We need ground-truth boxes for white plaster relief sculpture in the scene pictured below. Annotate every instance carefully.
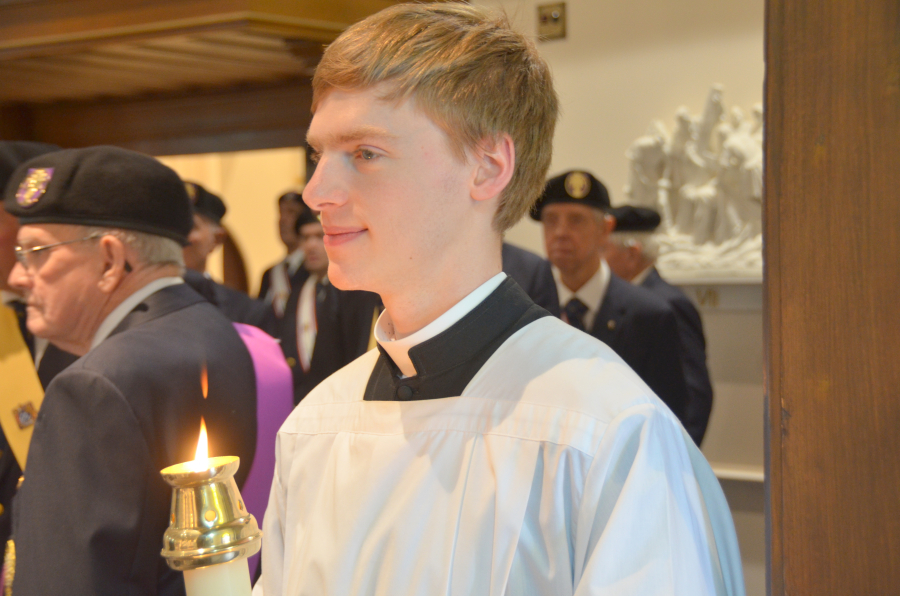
[623,85,763,278]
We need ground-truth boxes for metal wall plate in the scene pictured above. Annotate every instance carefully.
[537,3,566,41]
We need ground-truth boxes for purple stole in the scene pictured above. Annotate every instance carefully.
[232,323,294,578]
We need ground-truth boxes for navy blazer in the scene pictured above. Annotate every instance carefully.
[0,312,76,544]
[588,273,690,421]
[501,243,560,317]
[13,284,258,596]
[184,269,276,335]
[642,268,713,445]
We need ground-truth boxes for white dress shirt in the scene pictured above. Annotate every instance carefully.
[553,259,611,331]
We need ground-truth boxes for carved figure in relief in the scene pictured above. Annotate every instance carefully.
[623,85,763,276]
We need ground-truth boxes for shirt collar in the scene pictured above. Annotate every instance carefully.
[375,273,506,377]
[553,259,610,329]
[286,248,305,274]
[363,275,550,402]
[631,264,654,286]
[90,277,183,351]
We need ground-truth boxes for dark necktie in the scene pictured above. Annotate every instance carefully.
[10,300,35,358]
[564,298,588,332]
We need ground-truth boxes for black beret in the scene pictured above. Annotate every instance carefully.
[530,170,611,220]
[3,146,193,245]
[185,181,227,224]
[294,208,320,234]
[0,141,61,193]
[609,205,661,232]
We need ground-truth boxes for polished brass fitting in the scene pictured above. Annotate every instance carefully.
[160,456,261,571]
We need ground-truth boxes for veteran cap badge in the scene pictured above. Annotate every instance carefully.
[564,171,591,199]
[531,169,611,220]
[16,168,53,207]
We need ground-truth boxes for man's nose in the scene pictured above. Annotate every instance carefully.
[303,154,348,212]
[8,260,31,293]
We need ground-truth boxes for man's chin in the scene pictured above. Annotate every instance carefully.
[326,264,370,293]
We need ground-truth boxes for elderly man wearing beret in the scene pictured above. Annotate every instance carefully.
[3,146,258,596]
[533,170,691,423]
[180,181,275,334]
[606,205,714,446]
[0,141,78,548]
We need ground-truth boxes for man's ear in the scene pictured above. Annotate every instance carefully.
[97,235,130,293]
[470,134,515,203]
[213,225,227,248]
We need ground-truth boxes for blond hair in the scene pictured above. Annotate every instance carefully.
[312,2,559,232]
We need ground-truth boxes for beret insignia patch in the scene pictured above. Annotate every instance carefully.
[13,402,38,429]
[564,171,590,199]
[16,168,54,207]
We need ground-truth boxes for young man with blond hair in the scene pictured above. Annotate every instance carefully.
[260,4,743,595]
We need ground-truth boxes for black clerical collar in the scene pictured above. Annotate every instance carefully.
[364,277,550,402]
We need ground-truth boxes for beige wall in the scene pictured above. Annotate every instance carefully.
[473,0,765,256]
[158,148,305,296]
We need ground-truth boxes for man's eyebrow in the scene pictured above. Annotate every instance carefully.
[307,125,398,149]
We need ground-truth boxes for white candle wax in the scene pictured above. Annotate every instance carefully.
[183,558,251,596]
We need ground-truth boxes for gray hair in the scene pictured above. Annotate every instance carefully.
[81,226,184,269]
[608,231,660,262]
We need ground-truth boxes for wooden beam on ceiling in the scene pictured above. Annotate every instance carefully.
[0,0,398,59]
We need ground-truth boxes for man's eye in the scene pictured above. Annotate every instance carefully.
[309,151,321,164]
[358,149,376,161]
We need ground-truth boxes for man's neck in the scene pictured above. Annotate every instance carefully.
[68,265,181,356]
[559,256,601,293]
[379,250,502,340]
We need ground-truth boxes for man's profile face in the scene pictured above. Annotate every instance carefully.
[279,199,304,250]
[541,203,609,274]
[0,210,19,292]
[303,84,472,295]
[183,213,222,272]
[299,221,328,277]
[8,224,105,345]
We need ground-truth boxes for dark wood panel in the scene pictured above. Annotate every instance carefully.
[0,104,33,140]
[765,0,900,594]
[16,78,312,155]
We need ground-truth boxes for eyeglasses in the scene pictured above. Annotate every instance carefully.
[14,233,102,271]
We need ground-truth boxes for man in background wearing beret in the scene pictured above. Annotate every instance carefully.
[3,145,258,596]
[533,170,691,422]
[606,205,714,446]
[0,141,77,548]
[261,4,741,595]
[181,181,275,334]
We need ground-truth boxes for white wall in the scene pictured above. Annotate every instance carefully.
[473,0,765,255]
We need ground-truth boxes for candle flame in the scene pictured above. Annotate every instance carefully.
[194,417,208,461]
[200,364,208,399]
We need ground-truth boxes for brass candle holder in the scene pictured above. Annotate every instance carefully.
[160,455,261,596]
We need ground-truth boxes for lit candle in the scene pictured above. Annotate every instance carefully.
[160,417,261,596]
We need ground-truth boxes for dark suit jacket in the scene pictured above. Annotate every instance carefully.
[501,243,560,317]
[257,260,306,303]
[279,274,381,404]
[642,267,713,445]
[12,284,258,596]
[588,273,690,421]
[184,269,276,335]
[0,311,76,544]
